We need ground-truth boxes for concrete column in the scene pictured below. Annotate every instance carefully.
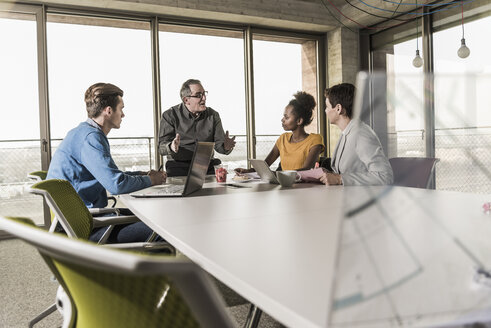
[326,27,359,156]
[327,27,359,87]
[301,40,318,135]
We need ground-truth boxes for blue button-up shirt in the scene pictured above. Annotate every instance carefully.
[47,119,151,208]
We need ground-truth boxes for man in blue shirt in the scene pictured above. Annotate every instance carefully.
[48,83,167,242]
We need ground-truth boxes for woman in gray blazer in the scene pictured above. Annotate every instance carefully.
[320,83,393,186]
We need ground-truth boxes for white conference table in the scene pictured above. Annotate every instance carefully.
[121,180,491,328]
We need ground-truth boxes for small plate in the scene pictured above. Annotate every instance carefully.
[232,175,253,183]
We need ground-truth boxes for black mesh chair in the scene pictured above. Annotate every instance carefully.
[389,157,439,189]
[165,158,221,177]
[319,156,332,171]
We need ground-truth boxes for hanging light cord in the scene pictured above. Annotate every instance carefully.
[320,0,475,31]
[319,0,356,33]
[416,0,419,51]
[320,0,474,32]
[461,0,465,38]
[342,0,411,22]
[357,0,476,16]
[321,0,408,30]
[390,0,404,19]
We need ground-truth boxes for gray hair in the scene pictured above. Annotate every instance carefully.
[180,79,202,100]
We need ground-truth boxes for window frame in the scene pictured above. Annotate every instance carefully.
[0,3,326,238]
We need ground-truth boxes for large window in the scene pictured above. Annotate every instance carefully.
[433,16,491,193]
[253,35,319,168]
[370,5,490,192]
[0,6,323,233]
[387,40,425,159]
[47,15,155,171]
[372,20,425,160]
[159,25,246,170]
[0,12,44,224]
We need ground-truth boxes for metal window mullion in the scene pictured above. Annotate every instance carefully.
[422,9,435,159]
[244,27,256,166]
[317,35,328,156]
[422,8,436,188]
[36,5,52,227]
[151,16,162,170]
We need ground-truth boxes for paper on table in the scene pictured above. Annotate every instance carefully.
[245,172,260,179]
[298,168,324,182]
[233,172,261,181]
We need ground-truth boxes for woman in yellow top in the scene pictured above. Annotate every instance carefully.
[236,91,325,173]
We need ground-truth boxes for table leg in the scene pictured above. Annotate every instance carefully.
[244,304,262,328]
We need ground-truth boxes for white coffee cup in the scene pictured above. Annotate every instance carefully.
[276,170,301,187]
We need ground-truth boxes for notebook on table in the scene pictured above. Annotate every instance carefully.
[130,142,214,197]
[249,159,279,184]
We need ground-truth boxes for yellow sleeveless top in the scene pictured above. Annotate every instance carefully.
[275,133,325,171]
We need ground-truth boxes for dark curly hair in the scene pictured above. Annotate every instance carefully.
[288,91,316,127]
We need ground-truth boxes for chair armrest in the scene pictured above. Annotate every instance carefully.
[104,241,175,254]
[92,215,140,228]
[107,196,117,208]
[89,207,120,216]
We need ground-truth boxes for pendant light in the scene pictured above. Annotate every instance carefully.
[457,0,470,58]
[412,1,423,68]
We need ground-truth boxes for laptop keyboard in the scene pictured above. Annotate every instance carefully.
[156,184,185,195]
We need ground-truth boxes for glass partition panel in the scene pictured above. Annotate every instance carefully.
[0,13,44,224]
[330,72,491,328]
[373,37,425,159]
[159,25,246,170]
[47,14,155,171]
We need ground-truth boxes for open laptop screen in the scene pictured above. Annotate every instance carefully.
[183,141,214,195]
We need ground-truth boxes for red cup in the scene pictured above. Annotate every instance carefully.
[214,165,228,182]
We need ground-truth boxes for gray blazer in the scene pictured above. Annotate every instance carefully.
[332,119,393,186]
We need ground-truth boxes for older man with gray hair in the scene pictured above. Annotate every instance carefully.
[158,78,236,176]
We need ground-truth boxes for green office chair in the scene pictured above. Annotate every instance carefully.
[29,179,170,246]
[26,171,55,326]
[27,171,48,182]
[27,179,174,327]
[0,216,236,328]
[27,170,117,207]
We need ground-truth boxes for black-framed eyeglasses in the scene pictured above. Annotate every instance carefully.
[187,91,208,99]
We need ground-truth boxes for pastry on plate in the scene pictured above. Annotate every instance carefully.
[232,175,251,182]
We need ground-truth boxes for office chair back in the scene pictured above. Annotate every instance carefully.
[30,179,92,239]
[319,156,332,171]
[389,157,439,189]
[0,216,235,328]
[28,171,48,181]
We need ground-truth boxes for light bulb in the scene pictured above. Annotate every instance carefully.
[412,49,423,68]
[457,38,470,58]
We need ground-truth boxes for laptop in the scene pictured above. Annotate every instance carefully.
[249,159,279,184]
[130,142,214,197]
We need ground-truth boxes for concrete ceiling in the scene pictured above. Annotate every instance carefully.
[114,0,424,32]
[2,0,488,33]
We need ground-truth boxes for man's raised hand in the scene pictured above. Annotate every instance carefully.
[224,130,236,151]
[171,133,180,153]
